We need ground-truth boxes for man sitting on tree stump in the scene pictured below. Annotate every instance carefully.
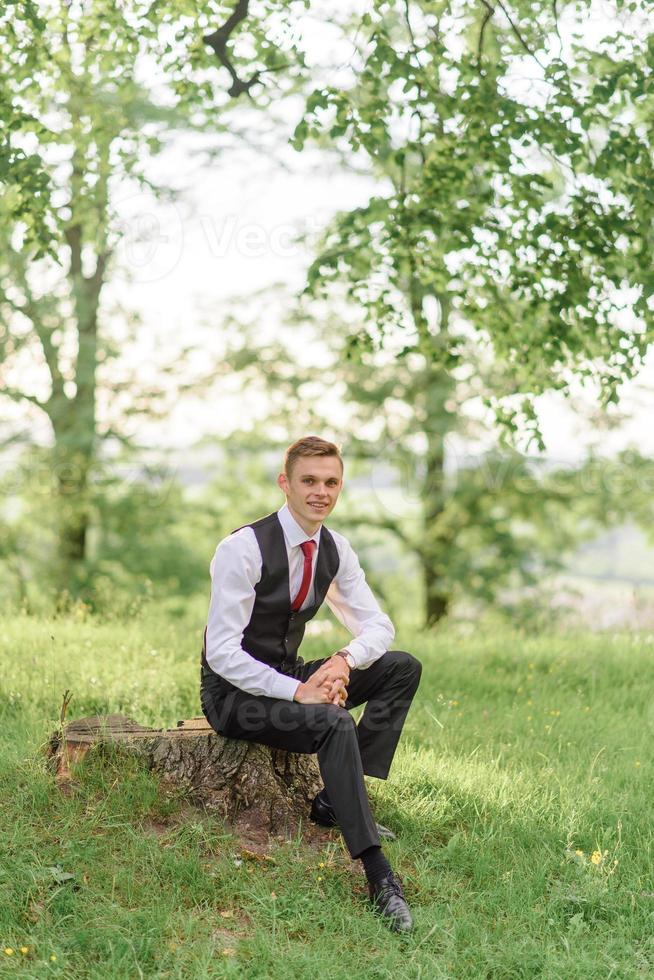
[200,435,422,933]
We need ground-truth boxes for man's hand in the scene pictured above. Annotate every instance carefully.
[323,653,351,704]
[294,654,350,706]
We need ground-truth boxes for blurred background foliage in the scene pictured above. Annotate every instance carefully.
[1,0,654,629]
[3,427,654,630]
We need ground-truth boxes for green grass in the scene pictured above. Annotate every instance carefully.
[1,608,653,978]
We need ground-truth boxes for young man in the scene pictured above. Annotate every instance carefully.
[200,436,422,932]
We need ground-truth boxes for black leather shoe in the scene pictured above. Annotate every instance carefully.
[309,792,397,841]
[369,871,413,933]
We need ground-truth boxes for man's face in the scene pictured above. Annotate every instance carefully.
[278,455,344,527]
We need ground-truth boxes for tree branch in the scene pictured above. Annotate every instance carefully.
[493,0,545,69]
[203,0,262,98]
[64,223,82,279]
[478,2,494,69]
[403,0,426,163]
[403,0,418,52]
[88,249,110,294]
[0,385,48,411]
[335,513,418,553]
[552,0,564,56]
[64,128,85,279]
[35,321,65,400]
[0,262,65,400]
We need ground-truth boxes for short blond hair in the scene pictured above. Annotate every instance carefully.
[284,436,343,477]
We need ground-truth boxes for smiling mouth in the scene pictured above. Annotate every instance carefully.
[309,502,328,508]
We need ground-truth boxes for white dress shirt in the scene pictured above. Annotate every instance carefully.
[205,503,395,701]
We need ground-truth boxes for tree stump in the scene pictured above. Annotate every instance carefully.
[46,714,324,841]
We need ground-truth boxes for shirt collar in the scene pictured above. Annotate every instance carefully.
[277,502,322,549]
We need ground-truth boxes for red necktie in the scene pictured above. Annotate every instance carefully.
[291,540,317,611]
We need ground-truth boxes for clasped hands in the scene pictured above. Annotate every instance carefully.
[293,653,350,706]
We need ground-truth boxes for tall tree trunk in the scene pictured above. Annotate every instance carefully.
[421,356,455,626]
[52,205,106,594]
[422,442,450,626]
[52,438,93,592]
[406,277,455,626]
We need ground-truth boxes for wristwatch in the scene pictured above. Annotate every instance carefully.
[336,649,355,669]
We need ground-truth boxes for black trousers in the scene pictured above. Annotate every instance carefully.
[200,650,422,858]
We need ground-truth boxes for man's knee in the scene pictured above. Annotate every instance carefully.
[312,704,357,755]
[329,705,357,733]
[306,703,356,736]
[387,649,422,684]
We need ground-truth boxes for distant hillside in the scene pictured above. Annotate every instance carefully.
[566,524,654,586]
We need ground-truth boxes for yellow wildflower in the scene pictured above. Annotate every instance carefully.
[3,949,14,956]
[20,947,29,955]
[591,851,602,865]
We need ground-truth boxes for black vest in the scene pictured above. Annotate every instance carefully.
[201,512,340,676]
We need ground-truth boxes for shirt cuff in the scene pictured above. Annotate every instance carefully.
[341,640,367,669]
[270,674,302,701]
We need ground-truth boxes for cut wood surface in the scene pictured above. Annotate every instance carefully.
[46,714,324,842]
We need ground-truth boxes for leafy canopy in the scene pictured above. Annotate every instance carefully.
[294,0,654,433]
[0,0,307,255]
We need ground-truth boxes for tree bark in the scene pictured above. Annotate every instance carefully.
[49,102,109,594]
[407,280,455,627]
[47,714,324,840]
[422,366,454,626]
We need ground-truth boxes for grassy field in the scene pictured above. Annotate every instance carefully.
[0,606,652,979]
